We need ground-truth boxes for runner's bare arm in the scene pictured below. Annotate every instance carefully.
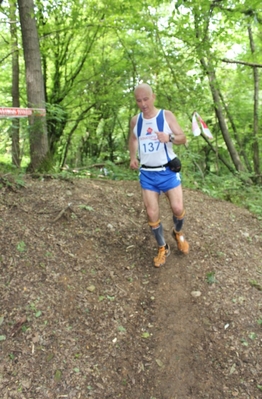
[165,110,187,144]
[156,110,187,145]
[129,115,139,169]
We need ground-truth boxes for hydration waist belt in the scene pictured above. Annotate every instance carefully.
[141,163,169,169]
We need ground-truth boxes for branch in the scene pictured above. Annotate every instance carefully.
[221,58,262,68]
[200,133,236,174]
[0,51,14,63]
[10,316,27,337]
[52,204,76,223]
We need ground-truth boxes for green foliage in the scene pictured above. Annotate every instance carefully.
[249,280,262,291]
[206,271,217,285]
[57,161,138,181]
[182,166,262,218]
[0,0,261,216]
[0,171,26,189]
[78,205,94,211]
[17,241,26,253]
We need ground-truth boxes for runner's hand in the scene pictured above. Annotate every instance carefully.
[156,131,169,143]
[130,159,139,170]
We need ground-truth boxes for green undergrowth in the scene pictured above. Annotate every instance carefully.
[0,161,262,219]
[183,172,262,219]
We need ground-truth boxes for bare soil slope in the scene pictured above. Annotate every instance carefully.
[0,177,262,399]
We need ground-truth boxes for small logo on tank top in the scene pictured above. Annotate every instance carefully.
[146,127,153,135]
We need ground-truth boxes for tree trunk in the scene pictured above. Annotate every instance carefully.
[201,58,246,173]
[248,25,260,180]
[60,103,95,167]
[9,0,20,167]
[17,0,49,172]
[218,89,252,173]
[192,5,246,175]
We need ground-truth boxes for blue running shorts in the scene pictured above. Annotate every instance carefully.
[139,168,181,193]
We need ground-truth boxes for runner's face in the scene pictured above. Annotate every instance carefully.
[135,89,155,114]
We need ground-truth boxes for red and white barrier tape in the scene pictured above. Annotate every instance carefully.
[0,107,46,118]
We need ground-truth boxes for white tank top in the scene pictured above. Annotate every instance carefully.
[133,110,177,167]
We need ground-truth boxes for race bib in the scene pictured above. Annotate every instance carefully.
[139,135,163,154]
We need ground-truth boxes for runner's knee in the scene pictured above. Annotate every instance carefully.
[174,210,185,220]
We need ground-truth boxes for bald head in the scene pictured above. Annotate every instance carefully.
[133,83,156,116]
[134,83,153,97]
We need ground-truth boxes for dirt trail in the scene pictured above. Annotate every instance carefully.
[0,177,262,399]
[149,192,262,399]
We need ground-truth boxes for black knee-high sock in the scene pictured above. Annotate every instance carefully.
[149,221,165,247]
[173,211,185,232]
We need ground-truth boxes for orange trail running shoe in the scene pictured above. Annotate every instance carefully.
[153,244,170,268]
[172,230,189,254]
